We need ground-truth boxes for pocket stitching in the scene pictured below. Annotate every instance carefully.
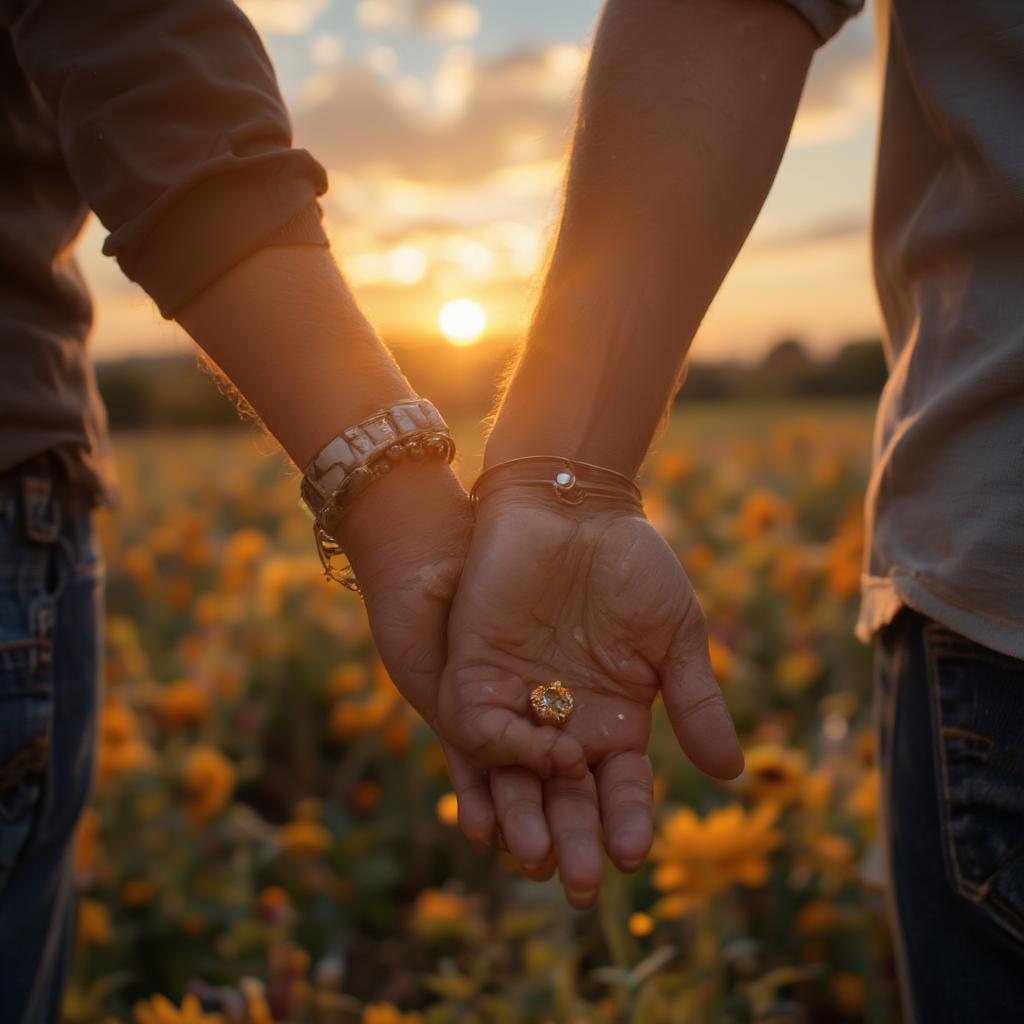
[925,627,1024,945]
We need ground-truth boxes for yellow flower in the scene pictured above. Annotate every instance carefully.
[280,821,332,857]
[133,993,224,1024]
[154,680,211,730]
[182,746,235,825]
[651,803,781,913]
[363,1005,423,1024]
[739,744,808,806]
[436,792,459,827]
[77,898,112,946]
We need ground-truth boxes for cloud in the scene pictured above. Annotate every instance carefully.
[236,0,329,36]
[755,213,868,251]
[294,43,583,185]
[356,0,481,40]
[792,16,878,144]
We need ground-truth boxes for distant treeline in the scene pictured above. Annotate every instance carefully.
[96,337,887,430]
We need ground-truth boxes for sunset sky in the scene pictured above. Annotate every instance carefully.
[84,0,883,362]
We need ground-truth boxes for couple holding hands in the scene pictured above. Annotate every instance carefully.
[6,0,1024,1020]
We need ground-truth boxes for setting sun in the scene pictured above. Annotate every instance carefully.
[439,299,486,346]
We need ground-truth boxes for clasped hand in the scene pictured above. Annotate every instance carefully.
[342,461,743,909]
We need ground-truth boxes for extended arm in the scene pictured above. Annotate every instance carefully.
[488,0,820,472]
[441,0,827,903]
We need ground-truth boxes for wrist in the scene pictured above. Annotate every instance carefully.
[331,459,471,589]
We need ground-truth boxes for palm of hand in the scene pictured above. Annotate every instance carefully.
[437,500,741,900]
[441,501,739,778]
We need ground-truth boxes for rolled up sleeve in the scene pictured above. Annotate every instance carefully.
[5,0,328,316]
[775,0,863,44]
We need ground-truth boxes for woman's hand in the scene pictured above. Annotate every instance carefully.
[437,494,743,904]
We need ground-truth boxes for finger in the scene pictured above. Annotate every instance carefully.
[444,745,495,849]
[491,767,551,869]
[660,609,744,780]
[464,705,588,780]
[596,751,654,872]
[520,847,557,882]
[545,771,603,908]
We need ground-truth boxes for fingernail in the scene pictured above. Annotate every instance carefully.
[618,858,645,872]
[567,888,597,906]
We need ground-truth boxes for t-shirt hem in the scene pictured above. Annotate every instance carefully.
[857,570,1024,660]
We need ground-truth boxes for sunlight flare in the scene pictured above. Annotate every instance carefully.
[439,298,486,345]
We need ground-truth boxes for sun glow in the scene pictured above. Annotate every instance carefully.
[439,298,486,346]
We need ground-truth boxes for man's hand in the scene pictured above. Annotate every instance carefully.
[337,460,496,841]
[436,494,743,904]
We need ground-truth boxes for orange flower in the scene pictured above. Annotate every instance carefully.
[154,680,211,730]
[121,879,158,908]
[363,1005,423,1024]
[411,889,481,942]
[77,898,112,946]
[734,489,791,542]
[182,746,235,825]
[707,636,735,684]
[651,803,781,915]
[436,792,459,827]
[280,821,332,857]
[848,768,880,821]
[628,912,655,937]
[831,972,866,1013]
[352,781,381,816]
[775,649,823,695]
[74,808,101,879]
[739,744,808,806]
[796,899,837,934]
[97,703,155,785]
[133,993,223,1024]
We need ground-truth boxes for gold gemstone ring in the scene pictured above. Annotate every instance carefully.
[529,682,575,727]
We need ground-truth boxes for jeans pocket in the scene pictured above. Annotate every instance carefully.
[925,624,1024,943]
[0,592,55,894]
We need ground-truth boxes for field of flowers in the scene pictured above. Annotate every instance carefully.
[65,401,898,1024]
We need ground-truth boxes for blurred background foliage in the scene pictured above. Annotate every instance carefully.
[64,398,898,1023]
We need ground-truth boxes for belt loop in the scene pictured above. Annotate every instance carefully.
[21,476,61,545]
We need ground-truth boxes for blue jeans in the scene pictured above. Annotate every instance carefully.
[0,459,102,1023]
[876,610,1024,1022]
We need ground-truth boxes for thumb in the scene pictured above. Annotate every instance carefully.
[660,606,744,780]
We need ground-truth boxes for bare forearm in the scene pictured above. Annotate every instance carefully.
[177,245,412,469]
[176,245,466,563]
[487,0,817,474]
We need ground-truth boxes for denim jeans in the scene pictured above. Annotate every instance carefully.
[0,459,102,1024]
[876,610,1024,1023]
